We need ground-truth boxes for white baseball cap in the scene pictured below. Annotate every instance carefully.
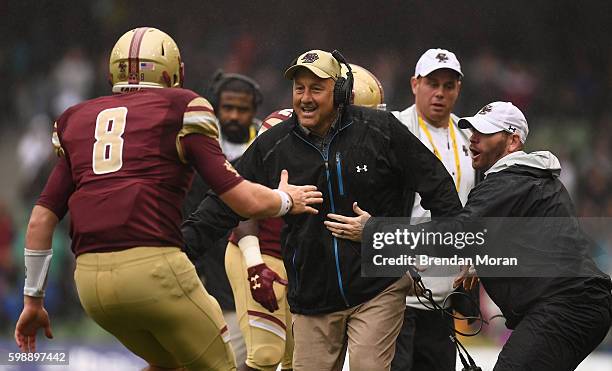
[458,101,529,143]
[414,48,463,78]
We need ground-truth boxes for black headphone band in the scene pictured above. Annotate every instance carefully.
[209,70,263,108]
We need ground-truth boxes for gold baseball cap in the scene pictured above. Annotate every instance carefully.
[284,50,341,80]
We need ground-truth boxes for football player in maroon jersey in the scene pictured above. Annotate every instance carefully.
[14,27,322,371]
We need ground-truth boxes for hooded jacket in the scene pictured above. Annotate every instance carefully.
[441,151,610,328]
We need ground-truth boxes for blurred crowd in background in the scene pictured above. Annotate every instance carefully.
[1,0,611,352]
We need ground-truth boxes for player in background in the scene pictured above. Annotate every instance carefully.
[13,27,322,371]
[223,64,386,371]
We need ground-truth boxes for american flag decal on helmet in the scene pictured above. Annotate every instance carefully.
[139,62,155,71]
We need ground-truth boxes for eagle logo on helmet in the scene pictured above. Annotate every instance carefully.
[435,53,449,63]
[118,62,127,79]
[478,104,493,115]
[301,53,319,63]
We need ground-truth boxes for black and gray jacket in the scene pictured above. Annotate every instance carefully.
[183,105,461,314]
[401,151,612,328]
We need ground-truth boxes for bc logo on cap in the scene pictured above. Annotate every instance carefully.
[301,53,319,63]
[478,104,493,115]
[435,53,449,63]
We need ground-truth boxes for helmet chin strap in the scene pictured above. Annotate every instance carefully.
[162,71,172,87]
[179,62,185,87]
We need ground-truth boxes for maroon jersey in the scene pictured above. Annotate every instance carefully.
[37,88,243,256]
[228,218,283,258]
[256,218,283,258]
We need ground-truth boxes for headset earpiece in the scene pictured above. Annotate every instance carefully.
[333,76,348,107]
[331,50,354,108]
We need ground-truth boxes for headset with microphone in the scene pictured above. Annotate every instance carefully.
[331,50,354,109]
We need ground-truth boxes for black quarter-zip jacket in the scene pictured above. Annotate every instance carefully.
[183,105,462,314]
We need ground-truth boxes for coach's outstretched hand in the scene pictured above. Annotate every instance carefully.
[277,169,323,215]
[247,263,288,312]
[325,202,372,242]
[15,297,53,353]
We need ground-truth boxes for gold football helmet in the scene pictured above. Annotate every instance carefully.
[109,27,184,93]
[341,64,385,110]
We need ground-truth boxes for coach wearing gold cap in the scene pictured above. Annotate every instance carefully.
[284,49,462,370]
[283,50,345,138]
[184,49,462,370]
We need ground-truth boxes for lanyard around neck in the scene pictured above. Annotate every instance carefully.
[418,116,462,192]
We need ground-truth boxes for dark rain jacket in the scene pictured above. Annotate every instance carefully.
[394,151,612,328]
[183,105,462,314]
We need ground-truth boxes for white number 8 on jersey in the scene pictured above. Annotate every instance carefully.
[92,107,127,174]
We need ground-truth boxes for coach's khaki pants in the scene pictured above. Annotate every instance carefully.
[292,274,412,371]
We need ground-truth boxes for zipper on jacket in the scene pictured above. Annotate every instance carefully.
[336,152,344,196]
[325,161,337,213]
[292,250,299,288]
[294,131,350,307]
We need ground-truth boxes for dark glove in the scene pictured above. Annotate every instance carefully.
[247,263,288,312]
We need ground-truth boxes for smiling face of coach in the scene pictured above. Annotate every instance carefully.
[285,50,341,136]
